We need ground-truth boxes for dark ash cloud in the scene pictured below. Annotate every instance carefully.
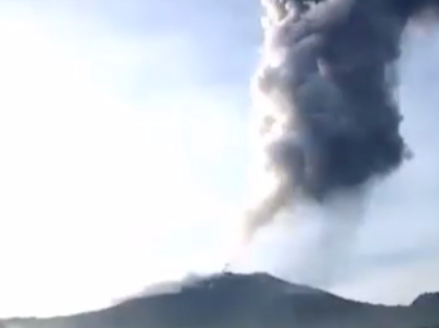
[243,0,439,239]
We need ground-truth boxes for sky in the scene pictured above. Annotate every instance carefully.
[0,0,438,318]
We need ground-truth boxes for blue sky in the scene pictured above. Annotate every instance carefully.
[0,0,438,318]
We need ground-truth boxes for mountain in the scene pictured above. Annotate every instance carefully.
[2,272,439,328]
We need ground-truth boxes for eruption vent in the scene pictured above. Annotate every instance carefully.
[242,0,439,243]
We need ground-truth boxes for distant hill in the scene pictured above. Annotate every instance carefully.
[2,272,439,328]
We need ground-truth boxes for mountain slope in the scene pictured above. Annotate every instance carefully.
[2,272,439,328]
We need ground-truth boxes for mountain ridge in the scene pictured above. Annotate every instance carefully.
[2,272,439,328]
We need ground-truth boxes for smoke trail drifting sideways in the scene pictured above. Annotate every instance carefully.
[241,0,439,243]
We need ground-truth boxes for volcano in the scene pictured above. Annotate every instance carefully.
[2,273,439,328]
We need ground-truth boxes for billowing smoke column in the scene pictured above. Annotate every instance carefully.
[240,0,439,245]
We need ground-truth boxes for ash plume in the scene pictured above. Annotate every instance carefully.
[240,0,439,244]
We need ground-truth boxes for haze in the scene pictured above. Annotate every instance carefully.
[0,0,438,318]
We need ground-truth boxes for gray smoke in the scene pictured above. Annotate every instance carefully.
[241,0,439,243]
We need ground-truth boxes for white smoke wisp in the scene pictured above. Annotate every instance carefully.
[285,188,369,287]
